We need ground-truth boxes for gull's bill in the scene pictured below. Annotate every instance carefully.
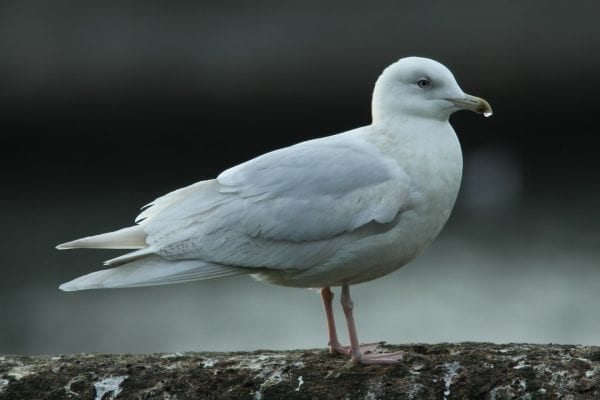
[446,94,493,117]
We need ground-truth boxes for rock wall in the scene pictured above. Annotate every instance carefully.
[1,343,600,399]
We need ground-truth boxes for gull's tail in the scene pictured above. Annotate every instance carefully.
[56,225,147,250]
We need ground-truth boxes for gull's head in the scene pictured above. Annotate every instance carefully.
[372,57,492,123]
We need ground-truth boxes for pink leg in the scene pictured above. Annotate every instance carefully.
[320,287,347,354]
[340,283,404,365]
[320,287,382,356]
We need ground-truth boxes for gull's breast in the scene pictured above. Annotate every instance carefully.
[262,123,464,288]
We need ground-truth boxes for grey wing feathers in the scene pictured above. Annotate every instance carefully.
[142,133,411,270]
[215,137,409,241]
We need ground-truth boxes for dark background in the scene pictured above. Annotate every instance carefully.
[1,1,599,355]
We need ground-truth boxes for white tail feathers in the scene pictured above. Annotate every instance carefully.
[59,255,247,291]
[56,225,147,250]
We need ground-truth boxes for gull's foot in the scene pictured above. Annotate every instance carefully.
[329,341,384,356]
[355,350,405,365]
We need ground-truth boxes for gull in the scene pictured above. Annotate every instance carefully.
[57,56,492,365]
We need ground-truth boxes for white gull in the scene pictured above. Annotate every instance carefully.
[57,56,492,364]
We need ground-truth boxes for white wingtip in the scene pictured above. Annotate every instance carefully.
[55,226,147,250]
[58,256,247,291]
[59,269,113,291]
[58,282,81,292]
[56,241,78,250]
[59,279,101,291]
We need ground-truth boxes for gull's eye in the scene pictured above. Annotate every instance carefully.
[417,79,430,89]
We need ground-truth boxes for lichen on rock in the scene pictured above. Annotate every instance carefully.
[1,343,599,399]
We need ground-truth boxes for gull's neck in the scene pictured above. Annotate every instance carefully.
[372,108,453,126]
[370,113,453,141]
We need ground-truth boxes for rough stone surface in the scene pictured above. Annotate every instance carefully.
[2,343,600,399]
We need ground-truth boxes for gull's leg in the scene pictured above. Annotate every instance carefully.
[340,283,404,365]
[320,287,347,354]
[320,287,382,356]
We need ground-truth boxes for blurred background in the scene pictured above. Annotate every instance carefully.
[1,0,599,355]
